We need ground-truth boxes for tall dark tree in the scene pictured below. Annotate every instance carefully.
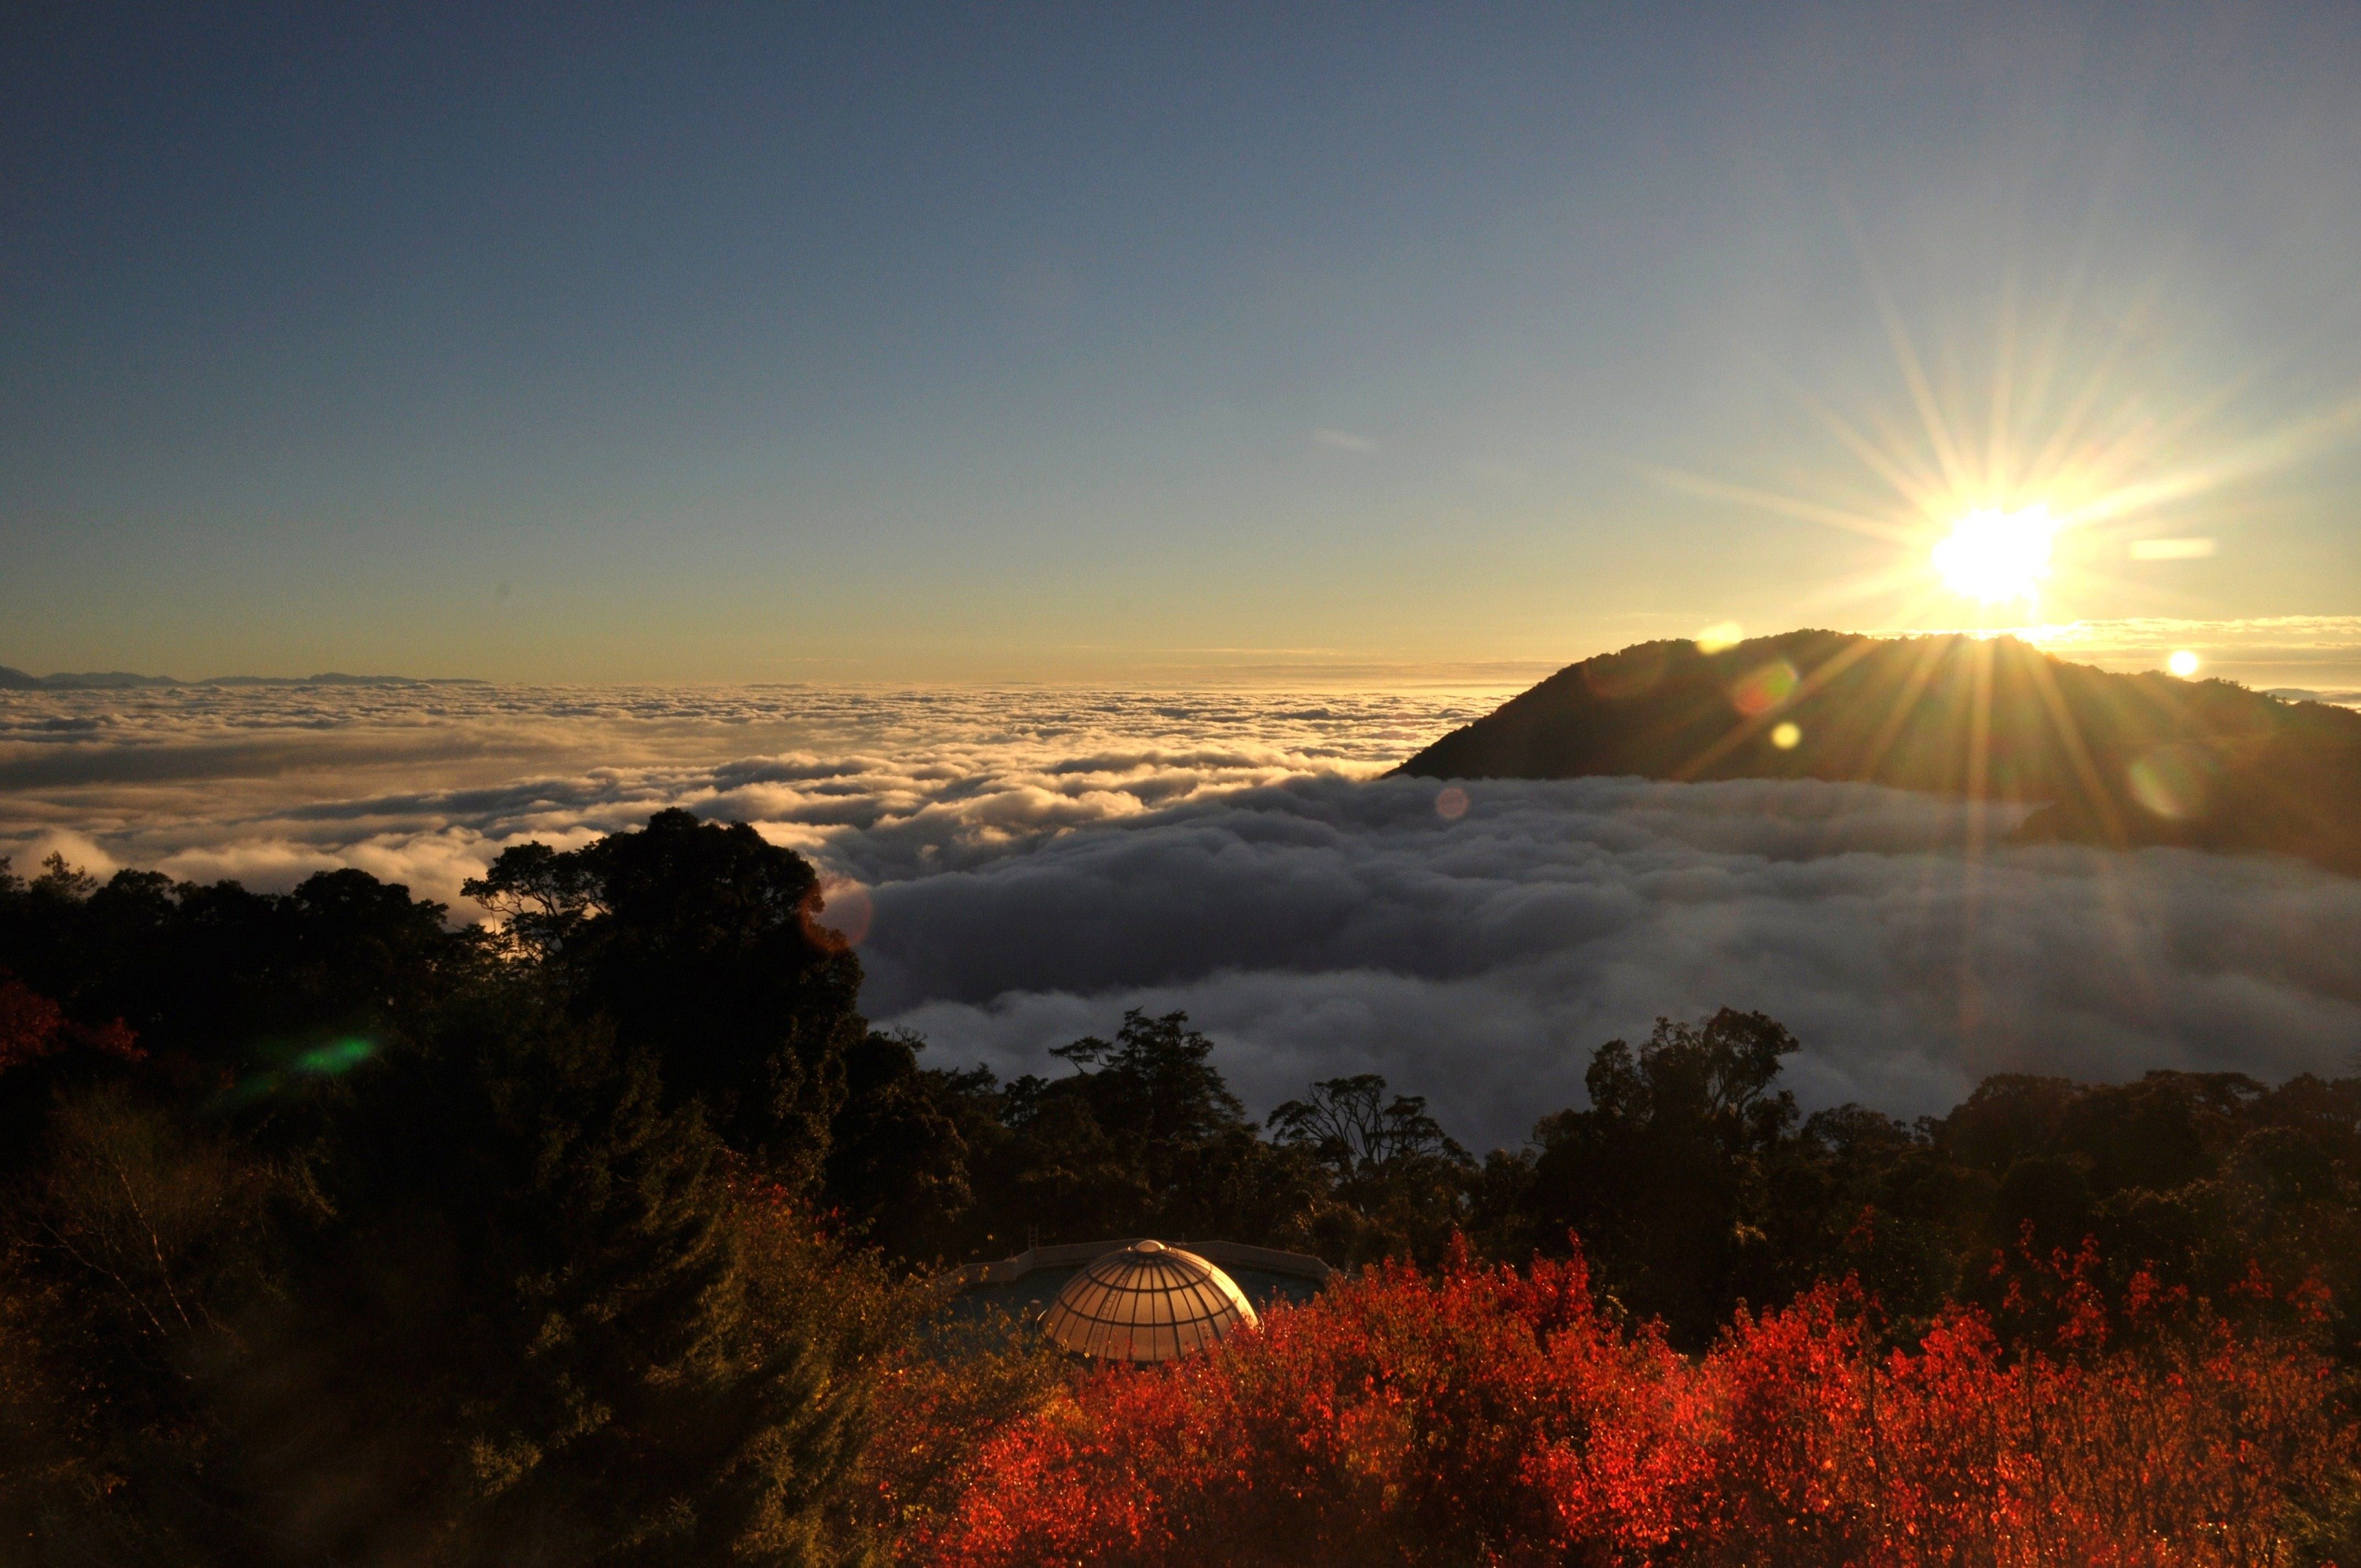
[1497,1008,1803,1345]
[466,810,867,1184]
[945,1010,1327,1254]
[0,855,475,1072]
[823,1029,976,1263]
[0,856,483,1165]
[1270,1075,1472,1263]
[6,996,887,1558]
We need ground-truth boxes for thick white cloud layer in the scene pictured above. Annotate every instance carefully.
[5,683,2355,1149]
[0,683,1484,901]
[868,775,2361,1145]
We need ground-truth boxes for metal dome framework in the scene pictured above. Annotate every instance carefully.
[1038,1239,1258,1362]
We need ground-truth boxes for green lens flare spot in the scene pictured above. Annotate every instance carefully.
[292,1037,377,1076]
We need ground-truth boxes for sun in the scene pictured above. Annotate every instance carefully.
[1930,503,2056,606]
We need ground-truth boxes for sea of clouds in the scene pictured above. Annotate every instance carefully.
[5,681,2356,1150]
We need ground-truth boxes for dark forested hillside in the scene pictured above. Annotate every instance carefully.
[5,819,2359,1562]
[1398,630,2361,874]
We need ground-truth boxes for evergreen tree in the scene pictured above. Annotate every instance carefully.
[192,994,880,1563]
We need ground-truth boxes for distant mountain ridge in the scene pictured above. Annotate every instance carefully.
[1398,629,2361,876]
[0,666,483,690]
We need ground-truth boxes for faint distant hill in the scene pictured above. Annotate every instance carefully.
[0,665,482,690]
[1398,629,2361,876]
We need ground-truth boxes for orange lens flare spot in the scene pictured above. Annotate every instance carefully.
[1770,722,1802,750]
[1729,659,1799,718]
[800,878,874,950]
[1435,786,1470,820]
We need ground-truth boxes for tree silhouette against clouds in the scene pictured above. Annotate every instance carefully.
[1494,1009,1810,1346]
[468,808,867,1184]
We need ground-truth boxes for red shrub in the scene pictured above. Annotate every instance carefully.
[911,1243,1712,1566]
[907,1240,2357,1567]
[0,977,141,1073]
[1693,1276,2349,1566]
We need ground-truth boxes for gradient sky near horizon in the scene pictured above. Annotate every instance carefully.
[6,2,2359,684]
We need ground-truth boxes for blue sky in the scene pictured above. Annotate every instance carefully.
[6,2,2358,682]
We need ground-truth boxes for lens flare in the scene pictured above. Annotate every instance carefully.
[1435,786,1470,820]
[211,1036,378,1111]
[2127,744,2215,820]
[293,1037,376,1076]
[1770,722,1803,749]
[1932,504,2056,606]
[800,878,874,950]
[1730,659,1800,718]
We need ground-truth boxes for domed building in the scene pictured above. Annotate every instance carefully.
[945,1236,1332,1364]
[1038,1240,1256,1362]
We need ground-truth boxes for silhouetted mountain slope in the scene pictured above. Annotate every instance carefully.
[0,664,481,689]
[1398,630,2361,875]
[0,666,175,689]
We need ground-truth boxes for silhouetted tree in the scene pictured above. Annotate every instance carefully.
[2,957,918,1564]
[823,1030,976,1263]
[0,856,481,1167]
[1271,1074,1471,1263]
[466,810,867,1184]
[941,1010,1327,1255]
[1501,1008,1802,1345]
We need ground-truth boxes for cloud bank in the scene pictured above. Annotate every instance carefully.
[867,775,2361,1147]
[4,682,2355,1149]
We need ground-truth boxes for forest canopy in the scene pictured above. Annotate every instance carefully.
[3,811,2357,1563]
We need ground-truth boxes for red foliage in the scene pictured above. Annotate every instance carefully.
[904,1239,2358,1567]
[0,977,141,1073]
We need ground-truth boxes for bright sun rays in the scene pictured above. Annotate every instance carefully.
[1930,503,2057,609]
[1649,255,2361,653]
[1630,256,2361,938]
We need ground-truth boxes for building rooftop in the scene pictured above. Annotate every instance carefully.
[941,1237,1332,1360]
[1037,1239,1258,1362]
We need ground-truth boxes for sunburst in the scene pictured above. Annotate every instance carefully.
[1639,263,2361,1035]
[1930,504,2057,609]
[1648,260,2361,647]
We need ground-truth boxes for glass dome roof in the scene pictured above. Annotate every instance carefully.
[1038,1239,1258,1362]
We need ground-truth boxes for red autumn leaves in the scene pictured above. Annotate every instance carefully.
[0,977,140,1073]
[894,1239,2354,1566]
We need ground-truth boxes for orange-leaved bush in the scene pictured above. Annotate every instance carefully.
[0,976,140,1073]
[908,1238,2357,1567]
